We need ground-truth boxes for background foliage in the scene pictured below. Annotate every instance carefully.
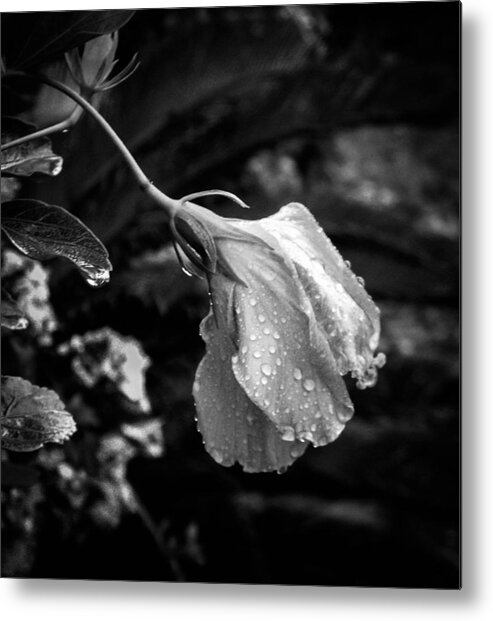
[1,3,459,587]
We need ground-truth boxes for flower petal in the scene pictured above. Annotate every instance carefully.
[217,234,354,448]
[259,203,384,387]
[193,275,307,473]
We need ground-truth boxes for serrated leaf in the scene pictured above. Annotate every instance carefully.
[1,288,29,330]
[1,376,76,452]
[1,118,63,177]
[1,200,112,286]
[2,10,135,69]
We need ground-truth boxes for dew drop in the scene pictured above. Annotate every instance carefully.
[249,298,258,306]
[241,345,248,354]
[253,351,262,359]
[232,354,238,364]
[280,317,287,324]
[261,377,268,385]
[293,368,302,380]
[280,427,295,441]
[85,267,111,288]
[268,345,276,354]
[290,444,305,458]
[263,399,270,407]
[263,327,271,335]
[276,357,282,366]
[303,378,315,392]
[260,363,272,376]
[258,314,266,323]
[250,335,257,341]
[273,331,281,340]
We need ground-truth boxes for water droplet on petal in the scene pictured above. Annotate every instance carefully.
[249,298,258,306]
[273,331,280,340]
[250,335,257,341]
[276,357,282,366]
[293,368,302,380]
[258,314,266,323]
[280,427,295,441]
[268,345,276,354]
[253,351,261,359]
[261,377,268,385]
[263,327,271,335]
[232,354,238,364]
[303,378,315,392]
[290,444,305,458]
[261,363,272,376]
[241,345,248,354]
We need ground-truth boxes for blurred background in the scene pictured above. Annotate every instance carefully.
[1,3,460,587]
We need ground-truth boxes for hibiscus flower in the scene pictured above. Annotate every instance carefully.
[172,199,385,473]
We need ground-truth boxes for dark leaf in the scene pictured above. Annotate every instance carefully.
[1,200,112,286]
[1,375,76,452]
[1,288,29,330]
[1,118,63,177]
[1,10,135,69]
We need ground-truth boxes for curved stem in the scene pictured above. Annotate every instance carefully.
[1,109,80,150]
[4,71,180,218]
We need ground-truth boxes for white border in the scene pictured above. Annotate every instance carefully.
[3,0,493,619]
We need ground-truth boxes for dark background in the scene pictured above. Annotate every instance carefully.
[1,2,460,587]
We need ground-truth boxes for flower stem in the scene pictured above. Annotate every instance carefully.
[1,109,81,150]
[3,71,180,218]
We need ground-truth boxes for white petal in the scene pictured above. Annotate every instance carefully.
[227,240,354,447]
[193,275,307,473]
[259,203,383,386]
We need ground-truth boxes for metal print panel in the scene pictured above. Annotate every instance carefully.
[1,2,460,588]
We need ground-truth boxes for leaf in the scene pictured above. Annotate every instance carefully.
[1,376,76,452]
[1,288,29,330]
[1,118,63,177]
[1,10,135,69]
[1,200,112,286]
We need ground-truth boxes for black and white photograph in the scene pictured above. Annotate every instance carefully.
[1,0,460,592]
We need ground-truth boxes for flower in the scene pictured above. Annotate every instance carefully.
[173,200,385,473]
[22,33,139,129]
